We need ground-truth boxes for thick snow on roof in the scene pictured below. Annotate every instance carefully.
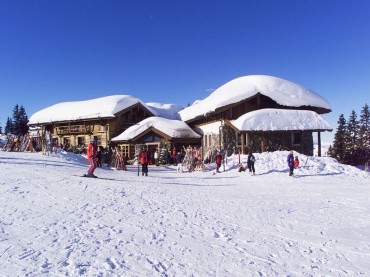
[28,95,182,124]
[28,95,150,124]
[146,102,183,120]
[179,75,332,122]
[111,117,201,141]
[229,109,332,131]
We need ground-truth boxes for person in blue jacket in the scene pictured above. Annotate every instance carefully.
[247,151,256,175]
[287,150,294,176]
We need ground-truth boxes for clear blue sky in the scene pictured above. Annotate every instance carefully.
[1,0,369,143]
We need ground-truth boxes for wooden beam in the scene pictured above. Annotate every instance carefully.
[241,133,245,154]
[261,132,265,153]
[317,132,322,157]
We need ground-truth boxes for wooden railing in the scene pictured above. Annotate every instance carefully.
[56,125,93,135]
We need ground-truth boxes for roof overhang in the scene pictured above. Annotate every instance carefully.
[225,109,333,133]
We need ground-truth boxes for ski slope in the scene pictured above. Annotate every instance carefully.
[0,150,369,276]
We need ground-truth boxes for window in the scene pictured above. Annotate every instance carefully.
[63,137,71,148]
[292,132,301,146]
[237,134,243,145]
[94,135,102,145]
[77,137,85,146]
[52,138,59,147]
[144,135,161,142]
[121,145,130,157]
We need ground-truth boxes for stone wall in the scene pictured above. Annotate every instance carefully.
[219,125,314,156]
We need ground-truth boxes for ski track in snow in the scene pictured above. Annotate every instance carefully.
[0,151,369,276]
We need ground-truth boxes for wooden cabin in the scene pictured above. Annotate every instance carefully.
[28,96,155,151]
[179,75,332,156]
[28,75,332,158]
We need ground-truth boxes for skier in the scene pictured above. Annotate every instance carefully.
[140,146,149,176]
[247,152,256,175]
[215,151,223,173]
[86,138,97,178]
[287,150,294,176]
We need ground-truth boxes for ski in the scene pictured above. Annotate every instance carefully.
[73,174,117,181]
[82,174,98,178]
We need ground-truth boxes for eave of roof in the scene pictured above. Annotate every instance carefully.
[226,109,333,132]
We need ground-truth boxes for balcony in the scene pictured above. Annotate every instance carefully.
[56,125,93,135]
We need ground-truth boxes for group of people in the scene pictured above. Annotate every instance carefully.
[85,140,300,178]
[216,151,256,175]
[142,147,185,175]
[152,147,181,166]
[85,143,187,177]
[287,150,300,176]
[234,150,300,177]
[236,152,256,175]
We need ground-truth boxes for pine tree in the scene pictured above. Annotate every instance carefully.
[345,110,360,165]
[331,114,347,163]
[331,104,370,166]
[18,105,29,135]
[5,117,13,134]
[12,104,21,135]
[327,145,333,157]
[11,104,29,136]
[359,103,370,164]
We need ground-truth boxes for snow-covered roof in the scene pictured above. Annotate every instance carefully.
[28,95,151,124]
[111,117,201,142]
[28,95,182,125]
[146,102,183,120]
[179,75,332,122]
[228,109,332,132]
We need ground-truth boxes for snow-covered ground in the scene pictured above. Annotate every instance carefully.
[0,150,369,276]
[0,134,7,148]
[313,141,332,157]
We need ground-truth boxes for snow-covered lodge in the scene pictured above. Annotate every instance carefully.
[27,95,186,157]
[179,75,332,157]
[28,75,332,158]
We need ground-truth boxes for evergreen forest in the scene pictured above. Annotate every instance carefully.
[328,103,370,166]
[2,104,29,136]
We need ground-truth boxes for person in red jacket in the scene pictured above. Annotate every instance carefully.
[215,151,223,173]
[294,156,299,169]
[86,138,97,178]
[172,147,177,166]
[140,146,149,176]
